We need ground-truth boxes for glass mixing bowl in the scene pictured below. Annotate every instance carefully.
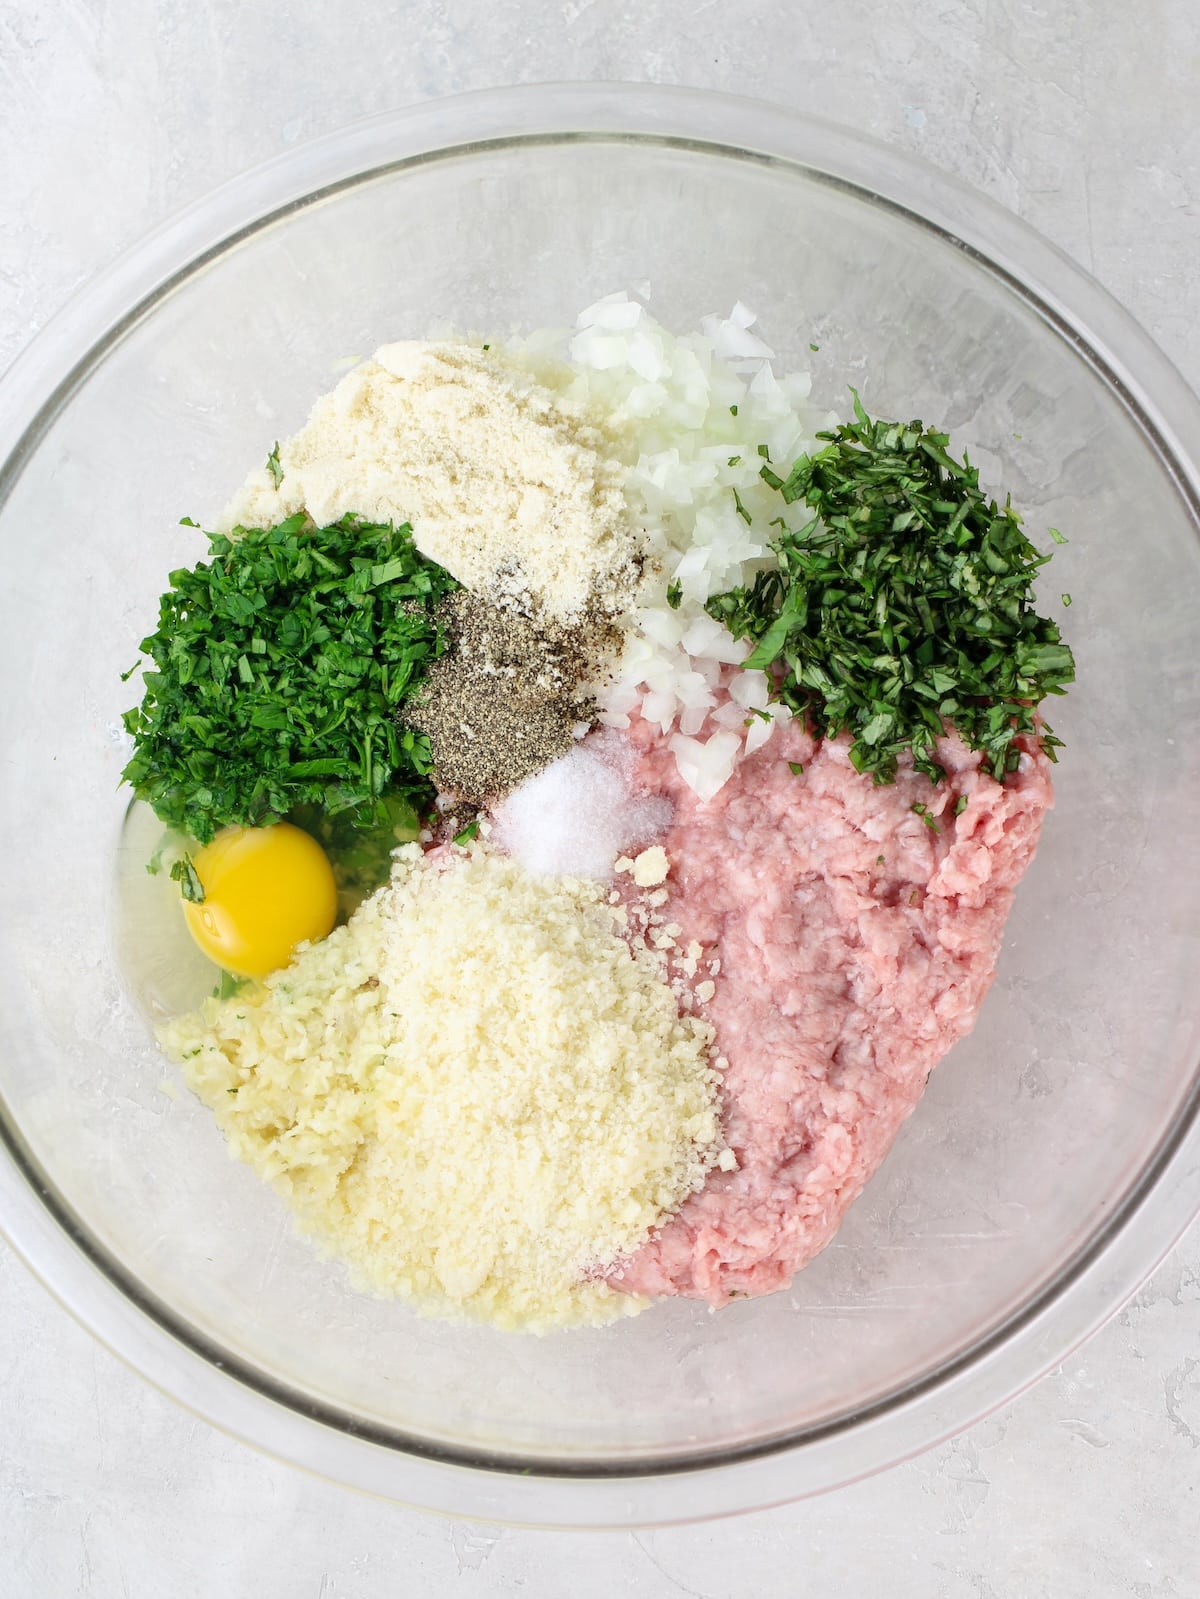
[1,84,1199,1528]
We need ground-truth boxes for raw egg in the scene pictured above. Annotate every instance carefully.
[182,823,337,979]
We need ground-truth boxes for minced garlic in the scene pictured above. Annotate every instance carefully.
[160,845,724,1333]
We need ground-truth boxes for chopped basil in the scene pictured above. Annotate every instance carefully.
[911,802,939,832]
[708,394,1075,785]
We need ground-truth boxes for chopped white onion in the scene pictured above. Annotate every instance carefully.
[514,292,835,800]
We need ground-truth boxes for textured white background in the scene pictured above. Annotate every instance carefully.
[3,2,1200,1594]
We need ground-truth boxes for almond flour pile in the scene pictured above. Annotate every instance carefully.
[221,339,645,624]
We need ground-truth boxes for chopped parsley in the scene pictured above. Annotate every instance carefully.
[706,394,1075,785]
[265,442,284,488]
[666,579,683,610]
[122,513,459,843]
[169,853,206,903]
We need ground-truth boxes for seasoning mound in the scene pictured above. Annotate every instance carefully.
[492,734,672,880]
[221,340,645,624]
[404,591,615,805]
[159,844,725,1333]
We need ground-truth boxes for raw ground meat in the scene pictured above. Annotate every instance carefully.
[607,716,1054,1306]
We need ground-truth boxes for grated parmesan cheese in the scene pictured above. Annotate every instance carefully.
[160,845,724,1333]
[630,845,670,887]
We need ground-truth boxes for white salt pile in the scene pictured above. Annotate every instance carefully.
[492,737,672,880]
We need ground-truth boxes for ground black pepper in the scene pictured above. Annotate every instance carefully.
[402,591,620,805]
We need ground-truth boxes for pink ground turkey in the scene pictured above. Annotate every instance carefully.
[607,716,1055,1306]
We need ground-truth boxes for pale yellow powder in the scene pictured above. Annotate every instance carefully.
[220,342,644,622]
[160,845,723,1333]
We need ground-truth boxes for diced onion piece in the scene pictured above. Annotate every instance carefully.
[729,669,772,711]
[743,714,776,756]
[669,730,742,803]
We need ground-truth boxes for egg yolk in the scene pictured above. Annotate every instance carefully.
[182,823,338,979]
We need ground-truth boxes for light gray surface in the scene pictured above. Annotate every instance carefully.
[2,1,1198,1593]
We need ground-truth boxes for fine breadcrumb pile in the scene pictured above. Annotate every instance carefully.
[159,845,724,1333]
[220,341,645,624]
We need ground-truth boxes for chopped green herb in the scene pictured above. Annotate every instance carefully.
[954,794,969,815]
[788,761,805,775]
[729,404,738,416]
[809,342,820,352]
[757,443,771,460]
[481,343,491,351]
[1062,593,1072,607]
[179,516,200,529]
[170,853,206,903]
[910,801,939,832]
[707,394,1074,785]
[1048,527,1067,545]
[666,579,683,610]
[875,853,886,866]
[728,455,742,467]
[213,972,247,1001]
[732,488,752,526]
[454,820,480,845]
[265,442,284,489]
[122,514,459,843]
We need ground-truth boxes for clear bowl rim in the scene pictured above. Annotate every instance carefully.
[1,80,1198,1528]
